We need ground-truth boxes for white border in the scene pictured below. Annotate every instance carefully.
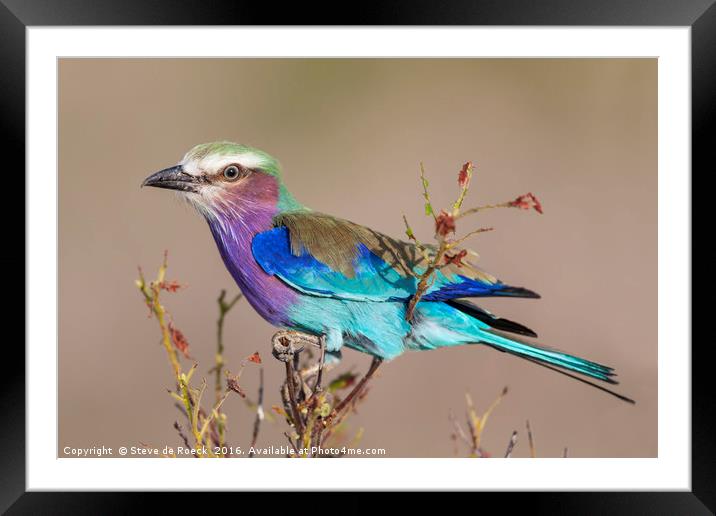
[27,27,690,490]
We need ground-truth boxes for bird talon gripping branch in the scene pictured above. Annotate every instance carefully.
[271,333,305,363]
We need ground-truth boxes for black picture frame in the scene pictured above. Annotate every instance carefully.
[3,0,709,512]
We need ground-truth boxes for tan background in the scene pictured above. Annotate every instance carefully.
[59,58,657,458]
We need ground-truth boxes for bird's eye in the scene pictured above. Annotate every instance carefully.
[223,165,241,181]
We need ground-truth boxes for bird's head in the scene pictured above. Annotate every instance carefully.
[142,141,299,221]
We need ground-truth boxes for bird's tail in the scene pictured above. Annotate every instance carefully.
[476,330,635,404]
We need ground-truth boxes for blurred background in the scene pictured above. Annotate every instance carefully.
[59,58,656,458]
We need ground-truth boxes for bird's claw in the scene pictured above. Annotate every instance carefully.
[272,339,303,363]
[271,330,319,362]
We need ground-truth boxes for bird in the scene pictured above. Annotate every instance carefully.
[143,141,633,403]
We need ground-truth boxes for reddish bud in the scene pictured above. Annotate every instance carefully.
[458,161,473,189]
[227,377,246,397]
[509,192,543,214]
[435,210,456,237]
[247,352,262,364]
[168,323,191,358]
[158,280,183,292]
[443,249,468,267]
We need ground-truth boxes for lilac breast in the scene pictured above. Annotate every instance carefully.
[208,213,298,327]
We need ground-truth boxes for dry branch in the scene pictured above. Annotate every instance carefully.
[136,253,261,458]
[402,161,542,321]
[270,330,376,457]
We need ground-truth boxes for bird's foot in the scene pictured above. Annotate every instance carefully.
[271,330,321,362]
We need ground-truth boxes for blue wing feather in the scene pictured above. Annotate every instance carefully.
[252,226,537,302]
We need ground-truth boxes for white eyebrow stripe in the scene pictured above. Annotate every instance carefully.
[181,152,268,176]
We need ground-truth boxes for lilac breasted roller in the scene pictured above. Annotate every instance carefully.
[142,141,633,403]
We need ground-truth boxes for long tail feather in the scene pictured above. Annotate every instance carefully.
[476,331,634,404]
[478,331,616,382]
[520,356,636,404]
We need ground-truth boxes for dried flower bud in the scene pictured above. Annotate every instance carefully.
[509,192,543,214]
[168,323,191,358]
[247,352,262,364]
[227,377,246,397]
[443,249,468,267]
[458,161,473,189]
[435,209,456,237]
[158,280,183,292]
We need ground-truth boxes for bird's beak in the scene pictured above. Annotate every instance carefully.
[142,165,200,193]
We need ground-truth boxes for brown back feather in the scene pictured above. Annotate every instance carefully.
[272,211,496,284]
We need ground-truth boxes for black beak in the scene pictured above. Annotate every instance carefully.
[142,165,200,193]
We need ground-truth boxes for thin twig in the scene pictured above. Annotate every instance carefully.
[285,359,306,436]
[213,290,243,451]
[449,410,473,448]
[329,357,382,428]
[402,214,431,264]
[419,162,437,222]
[446,226,494,249]
[526,419,536,458]
[464,393,480,456]
[315,335,326,392]
[248,367,265,458]
[456,202,509,219]
[284,432,300,457]
[136,255,182,380]
[405,243,447,321]
[199,390,230,441]
[504,431,518,458]
[173,421,196,457]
